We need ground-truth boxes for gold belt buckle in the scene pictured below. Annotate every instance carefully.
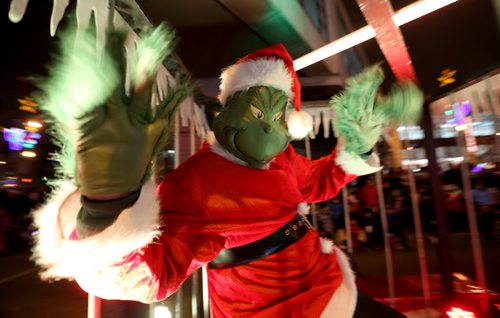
[299,214,314,229]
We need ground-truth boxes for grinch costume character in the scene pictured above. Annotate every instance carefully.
[32,25,422,317]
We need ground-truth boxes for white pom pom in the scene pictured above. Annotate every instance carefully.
[320,237,334,254]
[297,202,310,216]
[287,110,313,140]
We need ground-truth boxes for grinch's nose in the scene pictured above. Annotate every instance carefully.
[261,122,273,133]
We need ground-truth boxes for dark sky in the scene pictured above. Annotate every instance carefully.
[343,0,499,98]
[0,0,498,98]
[0,0,498,185]
[0,0,56,89]
[402,0,499,97]
[0,1,57,185]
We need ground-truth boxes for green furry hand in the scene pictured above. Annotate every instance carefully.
[76,84,189,196]
[38,23,190,195]
[331,65,423,155]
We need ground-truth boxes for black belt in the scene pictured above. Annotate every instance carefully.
[208,214,312,269]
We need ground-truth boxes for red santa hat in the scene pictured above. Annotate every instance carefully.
[218,43,313,139]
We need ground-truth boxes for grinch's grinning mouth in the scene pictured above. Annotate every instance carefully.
[225,128,251,161]
[224,125,288,167]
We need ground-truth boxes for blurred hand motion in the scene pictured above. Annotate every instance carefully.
[36,22,191,195]
[330,65,423,155]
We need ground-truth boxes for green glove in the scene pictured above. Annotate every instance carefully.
[76,82,189,196]
[330,65,423,155]
[38,23,191,196]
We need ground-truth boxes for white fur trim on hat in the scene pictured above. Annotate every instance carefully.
[31,180,161,280]
[218,58,293,105]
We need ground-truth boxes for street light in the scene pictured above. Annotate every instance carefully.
[20,150,36,158]
[26,121,43,128]
[153,305,172,318]
[293,0,459,70]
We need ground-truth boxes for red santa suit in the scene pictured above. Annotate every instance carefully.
[31,139,381,317]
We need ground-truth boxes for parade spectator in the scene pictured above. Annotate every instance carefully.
[358,177,382,247]
[472,178,495,236]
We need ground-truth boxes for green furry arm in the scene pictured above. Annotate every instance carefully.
[331,65,423,155]
[376,80,424,126]
[36,23,191,195]
[330,65,385,155]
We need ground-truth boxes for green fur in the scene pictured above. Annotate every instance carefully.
[331,65,423,155]
[132,23,176,85]
[35,24,120,180]
[35,22,178,183]
[38,25,120,127]
[330,65,385,154]
[375,81,424,125]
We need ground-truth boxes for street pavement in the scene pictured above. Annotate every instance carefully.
[0,232,498,318]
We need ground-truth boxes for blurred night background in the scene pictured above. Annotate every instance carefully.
[0,0,499,317]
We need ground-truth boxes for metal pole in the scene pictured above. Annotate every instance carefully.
[404,140,431,311]
[202,267,210,317]
[342,187,353,255]
[191,270,204,318]
[174,111,180,168]
[374,153,396,308]
[87,294,101,318]
[190,117,198,318]
[455,130,489,313]
[305,136,318,228]
[190,115,196,155]
[189,114,207,318]
[304,136,312,160]
[421,102,454,292]
[172,111,181,317]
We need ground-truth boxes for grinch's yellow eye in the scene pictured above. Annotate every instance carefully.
[250,105,264,119]
[272,111,283,122]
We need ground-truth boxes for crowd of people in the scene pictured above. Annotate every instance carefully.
[314,170,500,252]
[1,168,498,257]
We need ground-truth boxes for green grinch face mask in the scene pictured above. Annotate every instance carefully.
[213,86,291,169]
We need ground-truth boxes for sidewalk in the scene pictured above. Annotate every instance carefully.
[0,252,87,318]
[1,232,498,317]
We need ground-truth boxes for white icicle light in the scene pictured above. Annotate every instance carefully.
[8,0,29,23]
[50,0,70,36]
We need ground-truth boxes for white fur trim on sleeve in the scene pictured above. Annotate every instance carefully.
[32,180,161,280]
[335,142,382,176]
[320,247,358,318]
